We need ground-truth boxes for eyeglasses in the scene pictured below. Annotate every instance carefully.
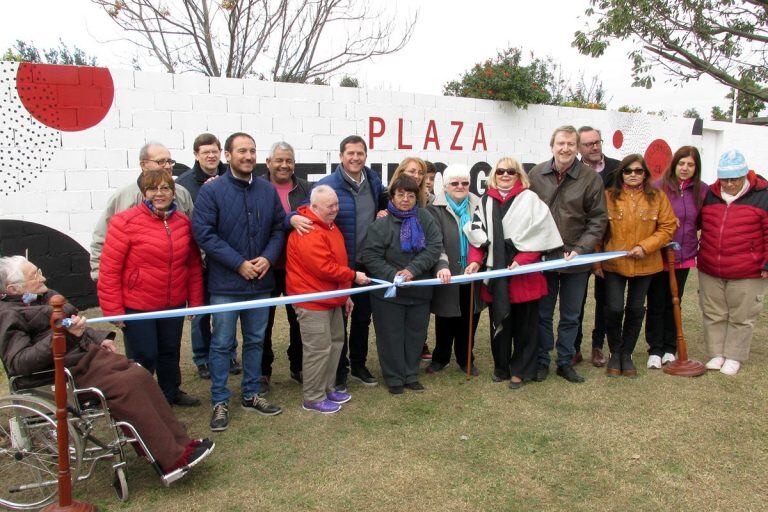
[448,181,470,187]
[146,185,174,194]
[145,158,176,167]
[582,140,603,148]
[394,191,417,200]
[622,167,645,176]
[495,168,517,176]
[197,150,221,157]
[15,268,44,284]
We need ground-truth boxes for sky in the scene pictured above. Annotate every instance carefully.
[3,0,734,117]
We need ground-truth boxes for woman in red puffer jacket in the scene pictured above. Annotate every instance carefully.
[98,169,204,406]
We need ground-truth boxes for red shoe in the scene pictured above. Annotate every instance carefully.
[420,344,432,361]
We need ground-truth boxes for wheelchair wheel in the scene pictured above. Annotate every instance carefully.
[0,394,83,511]
[112,466,129,501]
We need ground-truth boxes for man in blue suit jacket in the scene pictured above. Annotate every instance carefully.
[300,136,383,390]
[192,132,285,432]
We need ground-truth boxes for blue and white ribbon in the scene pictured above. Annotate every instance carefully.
[70,251,626,326]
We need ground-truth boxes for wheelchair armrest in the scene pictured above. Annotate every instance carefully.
[8,369,56,393]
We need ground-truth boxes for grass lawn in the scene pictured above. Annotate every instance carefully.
[4,272,767,511]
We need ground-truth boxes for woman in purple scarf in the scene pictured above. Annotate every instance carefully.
[361,176,449,394]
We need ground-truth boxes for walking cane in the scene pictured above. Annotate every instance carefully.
[42,295,98,512]
[661,245,706,377]
[466,281,475,380]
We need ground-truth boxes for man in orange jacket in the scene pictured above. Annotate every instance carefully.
[286,185,371,414]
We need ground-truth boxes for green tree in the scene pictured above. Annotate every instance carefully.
[711,85,766,121]
[443,48,558,108]
[683,108,701,119]
[3,39,98,66]
[339,75,359,88]
[618,105,642,113]
[573,0,768,102]
[560,74,607,110]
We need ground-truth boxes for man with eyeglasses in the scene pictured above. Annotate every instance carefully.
[573,126,621,368]
[90,142,194,281]
[176,134,240,381]
[528,125,608,384]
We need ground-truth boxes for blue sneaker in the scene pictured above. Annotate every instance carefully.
[302,399,341,414]
[327,390,352,404]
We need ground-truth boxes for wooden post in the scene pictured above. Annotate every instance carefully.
[661,247,706,377]
[466,282,475,381]
[41,295,98,512]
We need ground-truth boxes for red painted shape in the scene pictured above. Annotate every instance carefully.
[472,123,487,151]
[397,118,412,150]
[644,139,673,181]
[449,121,464,150]
[16,63,114,131]
[368,117,385,150]
[423,120,440,150]
[612,130,624,149]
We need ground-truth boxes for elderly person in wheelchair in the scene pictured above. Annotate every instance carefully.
[0,256,214,508]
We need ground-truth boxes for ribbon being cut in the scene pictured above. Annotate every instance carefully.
[67,251,628,327]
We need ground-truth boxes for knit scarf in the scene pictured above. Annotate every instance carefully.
[387,201,426,253]
[143,199,177,219]
[445,194,470,267]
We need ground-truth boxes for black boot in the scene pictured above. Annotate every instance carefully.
[606,352,622,376]
[621,353,637,378]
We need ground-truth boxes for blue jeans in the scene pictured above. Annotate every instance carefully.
[209,293,270,404]
[537,271,590,368]
[191,280,237,366]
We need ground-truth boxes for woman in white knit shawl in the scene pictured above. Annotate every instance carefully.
[464,157,563,389]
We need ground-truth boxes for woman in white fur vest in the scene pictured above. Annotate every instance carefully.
[465,157,563,389]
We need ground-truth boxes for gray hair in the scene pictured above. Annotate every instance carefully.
[269,141,295,158]
[310,184,337,204]
[0,255,28,291]
[139,141,166,161]
[577,126,601,137]
[549,125,579,147]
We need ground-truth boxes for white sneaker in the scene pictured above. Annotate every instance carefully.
[720,359,741,376]
[646,355,662,369]
[662,353,677,365]
[705,356,725,370]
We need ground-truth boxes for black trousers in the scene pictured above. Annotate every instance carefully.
[603,272,652,355]
[492,300,540,380]
[370,297,430,387]
[122,307,184,403]
[574,274,606,352]
[433,283,480,368]
[262,268,303,377]
[645,268,689,357]
[336,288,373,381]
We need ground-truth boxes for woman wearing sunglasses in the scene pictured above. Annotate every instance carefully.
[465,157,562,389]
[592,155,676,377]
[426,164,482,375]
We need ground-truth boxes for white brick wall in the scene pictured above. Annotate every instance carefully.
[2,65,767,253]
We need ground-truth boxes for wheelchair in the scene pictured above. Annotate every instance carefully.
[0,367,185,510]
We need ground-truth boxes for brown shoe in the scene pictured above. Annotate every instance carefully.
[606,353,622,376]
[571,351,584,366]
[591,348,607,367]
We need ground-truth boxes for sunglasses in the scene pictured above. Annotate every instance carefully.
[495,168,517,176]
[622,167,645,176]
[448,181,470,187]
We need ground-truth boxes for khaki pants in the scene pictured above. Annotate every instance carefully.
[698,271,767,362]
[296,306,345,403]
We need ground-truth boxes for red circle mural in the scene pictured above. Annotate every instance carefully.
[15,62,114,131]
[644,139,673,181]
[612,130,624,149]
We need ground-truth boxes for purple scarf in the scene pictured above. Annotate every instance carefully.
[387,201,426,253]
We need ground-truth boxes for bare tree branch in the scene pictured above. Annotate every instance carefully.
[91,0,417,80]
